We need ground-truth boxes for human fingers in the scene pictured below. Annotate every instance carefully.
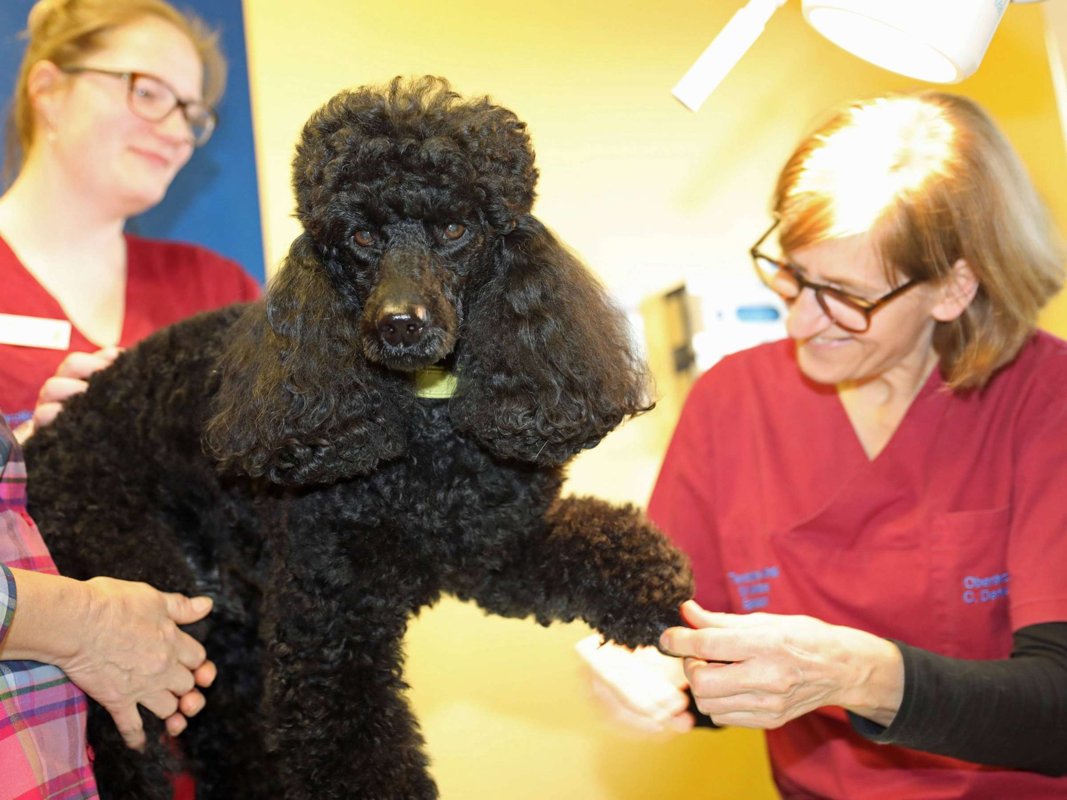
[687,684,796,729]
[679,599,736,628]
[679,600,774,633]
[93,345,123,364]
[165,712,189,738]
[193,659,217,688]
[164,593,213,627]
[666,624,791,664]
[160,661,197,698]
[170,628,208,672]
[593,664,691,721]
[178,688,206,718]
[659,624,742,662]
[33,378,87,429]
[139,689,181,721]
[31,400,65,429]
[588,673,694,736]
[683,649,836,729]
[106,703,147,751]
[664,605,793,663]
[576,637,690,720]
[54,348,121,380]
[37,375,89,404]
[31,376,89,430]
[679,659,770,727]
[162,594,212,671]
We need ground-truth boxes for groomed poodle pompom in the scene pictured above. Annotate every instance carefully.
[293,75,539,243]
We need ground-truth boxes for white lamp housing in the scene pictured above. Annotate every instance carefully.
[801,0,1010,83]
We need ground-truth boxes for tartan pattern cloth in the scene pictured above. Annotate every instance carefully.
[0,419,98,800]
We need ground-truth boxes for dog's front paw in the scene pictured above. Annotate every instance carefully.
[590,540,694,649]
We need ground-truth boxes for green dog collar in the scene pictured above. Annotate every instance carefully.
[414,366,459,399]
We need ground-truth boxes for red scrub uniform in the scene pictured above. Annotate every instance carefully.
[648,333,1067,799]
[0,234,261,428]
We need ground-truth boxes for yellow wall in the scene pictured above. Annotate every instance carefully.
[241,3,1067,797]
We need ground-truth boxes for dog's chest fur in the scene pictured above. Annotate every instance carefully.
[197,400,563,618]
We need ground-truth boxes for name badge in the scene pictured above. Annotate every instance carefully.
[0,313,72,350]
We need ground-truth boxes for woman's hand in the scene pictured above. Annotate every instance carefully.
[576,634,694,736]
[659,600,903,729]
[3,569,216,749]
[16,347,122,441]
[58,577,216,749]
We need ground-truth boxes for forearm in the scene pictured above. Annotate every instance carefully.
[0,566,91,663]
[851,623,1067,775]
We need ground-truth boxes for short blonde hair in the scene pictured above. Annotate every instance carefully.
[773,91,1065,390]
[4,0,226,178]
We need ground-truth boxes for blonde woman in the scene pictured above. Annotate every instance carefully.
[593,92,1067,797]
[0,0,259,441]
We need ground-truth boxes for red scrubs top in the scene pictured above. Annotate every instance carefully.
[649,334,1067,799]
[0,234,261,428]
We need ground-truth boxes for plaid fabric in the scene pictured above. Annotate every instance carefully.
[0,419,98,800]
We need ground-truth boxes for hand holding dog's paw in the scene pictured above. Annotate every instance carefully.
[58,577,216,750]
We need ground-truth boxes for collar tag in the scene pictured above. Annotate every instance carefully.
[414,366,458,399]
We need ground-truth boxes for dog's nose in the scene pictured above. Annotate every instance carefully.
[377,308,428,347]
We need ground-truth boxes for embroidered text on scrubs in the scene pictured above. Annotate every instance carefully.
[961,572,1010,605]
[727,565,780,611]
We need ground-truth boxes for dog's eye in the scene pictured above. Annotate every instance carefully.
[353,230,375,247]
[441,223,466,241]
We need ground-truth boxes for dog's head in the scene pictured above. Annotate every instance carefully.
[292,76,536,372]
[206,77,651,485]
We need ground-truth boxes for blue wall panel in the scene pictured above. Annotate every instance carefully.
[0,0,265,282]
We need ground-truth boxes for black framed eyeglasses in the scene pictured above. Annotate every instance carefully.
[60,65,217,147]
[750,219,924,334]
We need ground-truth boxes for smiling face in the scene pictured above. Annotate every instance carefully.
[34,14,204,217]
[783,231,946,391]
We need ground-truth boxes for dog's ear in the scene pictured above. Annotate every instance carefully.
[204,234,410,484]
[450,216,652,465]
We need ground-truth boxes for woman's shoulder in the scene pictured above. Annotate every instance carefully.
[985,330,1067,407]
[1007,329,1067,380]
[124,234,261,301]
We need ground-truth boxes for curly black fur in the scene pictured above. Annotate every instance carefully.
[25,76,692,799]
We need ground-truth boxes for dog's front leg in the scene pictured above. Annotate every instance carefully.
[540,496,695,646]
[452,496,694,649]
[260,528,439,799]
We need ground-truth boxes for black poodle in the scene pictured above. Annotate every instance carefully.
[25,76,693,799]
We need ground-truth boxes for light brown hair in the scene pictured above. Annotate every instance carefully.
[773,91,1064,389]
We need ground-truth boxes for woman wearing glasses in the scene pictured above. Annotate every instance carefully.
[0,0,259,441]
[0,1,255,797]
[590,93,1067,796]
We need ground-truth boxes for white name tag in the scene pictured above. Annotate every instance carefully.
[0,313,72,350]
